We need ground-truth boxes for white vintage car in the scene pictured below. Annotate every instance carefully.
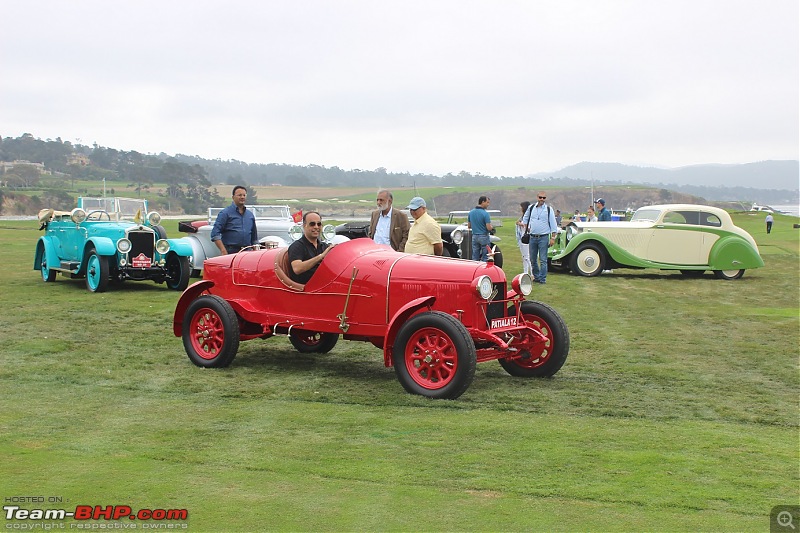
[549,204,764,279]
[178,205,297,275]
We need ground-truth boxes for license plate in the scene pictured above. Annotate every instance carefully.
[490,317,517,329]
[131,253,152,268]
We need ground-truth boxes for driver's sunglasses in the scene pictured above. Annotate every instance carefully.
[307,221,322,227]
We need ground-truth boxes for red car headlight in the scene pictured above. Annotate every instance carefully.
[511,273,532,296]
[472,275,494,300]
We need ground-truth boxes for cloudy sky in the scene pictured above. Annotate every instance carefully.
[2,0,798,176]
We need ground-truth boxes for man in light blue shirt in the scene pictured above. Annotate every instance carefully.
[468,196,493,262]
[521,191,558,284]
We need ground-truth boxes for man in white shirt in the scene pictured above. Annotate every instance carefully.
[368,189,410,251]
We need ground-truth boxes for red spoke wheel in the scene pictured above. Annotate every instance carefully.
[290,330,339,353]
[499,300,569,378]
[182,295,240,368]
[394,311,475,399]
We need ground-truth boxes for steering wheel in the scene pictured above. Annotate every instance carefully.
[86,210,112,221]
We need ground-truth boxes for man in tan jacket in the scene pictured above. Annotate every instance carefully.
[368,189,410,251]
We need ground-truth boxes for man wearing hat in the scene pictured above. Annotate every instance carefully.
[595,198,612,221]
[403,197,443,255]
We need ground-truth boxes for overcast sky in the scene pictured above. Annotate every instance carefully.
[2,0,798,176]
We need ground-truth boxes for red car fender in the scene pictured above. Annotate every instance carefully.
[173,280,215,337]
[383,295,436,367]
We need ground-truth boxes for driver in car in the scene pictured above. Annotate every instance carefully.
[288,211,335,284]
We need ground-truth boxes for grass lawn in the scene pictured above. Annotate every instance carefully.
[1,212,798,531]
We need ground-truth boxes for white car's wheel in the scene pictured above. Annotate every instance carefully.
[570,244,604,277]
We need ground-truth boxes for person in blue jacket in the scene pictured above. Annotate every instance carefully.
[595,198,612,221]
[211,185,259,255]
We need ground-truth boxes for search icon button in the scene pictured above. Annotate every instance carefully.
[772,506,800,532]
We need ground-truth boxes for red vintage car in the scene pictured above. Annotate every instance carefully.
[173,238,569,399]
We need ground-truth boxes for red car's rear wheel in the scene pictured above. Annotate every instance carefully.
[183,295,240,368]
[394,311,475,399]
[289,330,339,353]
[499,300,569,377]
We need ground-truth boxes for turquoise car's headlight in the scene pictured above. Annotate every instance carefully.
[156,239,170,254]
[71,208,87,224]
[117,239,132,254]
[147,211,162,225]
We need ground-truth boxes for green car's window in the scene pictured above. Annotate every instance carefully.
[700,213,722,227]
[663,211,689,224]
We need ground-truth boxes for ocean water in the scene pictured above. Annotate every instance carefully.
[772,204,800,217]
[770,204,800,217]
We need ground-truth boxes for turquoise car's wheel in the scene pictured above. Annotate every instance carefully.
[166,255,191,291]
[499,300,570,378]
[183,295,240,368]
[290,330,339,353]
[713,269,745,280]
[85,248,109,293]
[40,247,57,283]
[393,311,476,399]
[570,243,604,277]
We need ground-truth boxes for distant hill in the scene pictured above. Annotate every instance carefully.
[532,160,798,191]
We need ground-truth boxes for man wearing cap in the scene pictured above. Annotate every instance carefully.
[468,196,493,262]
[404,197,443,256]
[368,189,410,251]
[521,191,558,284]
[595,198,612,221]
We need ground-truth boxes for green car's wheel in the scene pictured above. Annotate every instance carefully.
[570,243,604,277]
[85,248,109,293]
[183,295,240,368]
[393,311,476,399]
[713,269,745,280]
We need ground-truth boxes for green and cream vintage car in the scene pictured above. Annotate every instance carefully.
[549,204,763,280]
[34,197,194,292]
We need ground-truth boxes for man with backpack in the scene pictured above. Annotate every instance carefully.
[521,191,558,284]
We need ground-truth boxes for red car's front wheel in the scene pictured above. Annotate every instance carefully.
[183,295,240,368]
[499,300,569,377]
[393,311,476,399]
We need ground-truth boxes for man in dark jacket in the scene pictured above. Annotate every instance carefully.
[595,198,612,222]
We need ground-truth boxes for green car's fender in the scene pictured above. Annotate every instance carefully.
[552,233,651,268]
[708,235,764,270]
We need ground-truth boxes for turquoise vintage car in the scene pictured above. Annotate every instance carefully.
[34,197,193,292]
[549,204,763,279]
